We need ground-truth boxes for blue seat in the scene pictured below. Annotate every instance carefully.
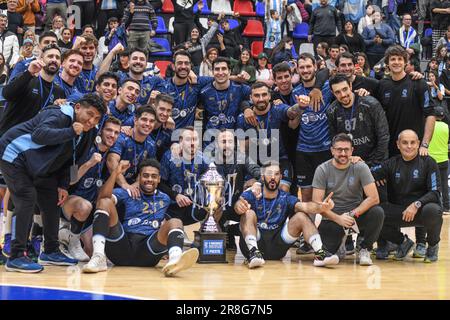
[155,16,167,34]
[150,38,172,57]
[292,22,309,39]
[424,28,432,38]
[219,19,239,33]
[193,2,212,14]
[255,1,265,17]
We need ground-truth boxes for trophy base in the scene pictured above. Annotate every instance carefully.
[193,231,228,264]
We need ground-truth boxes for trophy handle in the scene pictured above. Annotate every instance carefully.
[225,173,238,208]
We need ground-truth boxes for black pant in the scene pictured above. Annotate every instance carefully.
[438,161,449,210]
[173,21,194,46]
[74,1,96,30]
[380,202,443,247]
[0,160,60,259]
[318,205,385,254]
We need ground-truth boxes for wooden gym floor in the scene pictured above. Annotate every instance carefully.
[1,216,449,300]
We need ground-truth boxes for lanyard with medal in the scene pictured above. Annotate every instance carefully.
[85,69,94,92]
[70,134,83,184]
[142,191,161,229]
[153,126,163,148]
[214,87,231,125]
[174,82,189,118]
[57,72,72,97]
[257,112,271,146]
[132,132,148,175]
[182,161,196,197]
[94,136,106,187]
[259,192,280,229]
[39,75,54,109]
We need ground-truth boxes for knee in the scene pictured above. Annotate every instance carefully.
[368,206,385,224]
[291,212,311,227]
[422,203,443,222]
[96,197,114,210]
[240,210,257,224]
[167,218,183,229]
[73,199,93,219]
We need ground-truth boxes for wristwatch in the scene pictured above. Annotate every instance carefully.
[414,201,422,209]
[421,142,429,148]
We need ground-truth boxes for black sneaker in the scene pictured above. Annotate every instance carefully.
[296,242,314,255]
[247,247,265,269]
[394,235,414,261]
[313,249,339,267]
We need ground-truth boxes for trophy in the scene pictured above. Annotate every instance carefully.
[192,163,236,263]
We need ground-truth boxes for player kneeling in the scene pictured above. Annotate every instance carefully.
[234,162,338,268]
[82,159,199,276]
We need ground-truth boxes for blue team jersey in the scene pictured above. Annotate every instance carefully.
[236,104,290,160]
[53,72,83,102]
[160,150,209,197]
[292,81,334,152]
[74,66,98,94]
[108,100,135,127]
[199,81,251,130]
[117,72,167,106]
[110,132,157,182]
[113,188,171,235]
[164,77,212,129]
[240,190,299,230]
[71,145,108,203]
[150,126,173,157]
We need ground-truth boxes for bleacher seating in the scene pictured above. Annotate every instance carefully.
[242,19,265,37]
[233,0,256,16]
[251,40,263,58]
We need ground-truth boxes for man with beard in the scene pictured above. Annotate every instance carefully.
[312,133,384,266]
[292,53,334,204]
[53,49,84,101]
[0,94,106,272]
[9,31,58,81]
[327,74,389,168]
[0,43,65,135]
[371,130,443,263]
[237,82,308,193]
[199,57,251,132]
[82,159,199,276]
[74,34,99,94]
[60,117,122,261]
[150,93,175,161]
[159,127,210,226]
[211,129,261,248]
[165,50,212,129]
[107,106,157,199]
[234,161,339,269]
[99,46,167,106]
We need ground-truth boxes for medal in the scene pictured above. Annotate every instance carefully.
[180,110,187,118]
[157,140,162,147]
[152,220,160,229]
[96,180,103,187]
[95,136,102,144]
[172,184,183,193]
[260,222,268,229]
[347,133,353,140]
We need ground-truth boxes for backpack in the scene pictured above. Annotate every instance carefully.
[296,1,309,22]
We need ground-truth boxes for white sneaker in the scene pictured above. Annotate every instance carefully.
[82,253,107,273]
[162,248,199,277]
[358,248,373,266]
[59,226,70,247]
[68,233,89,262]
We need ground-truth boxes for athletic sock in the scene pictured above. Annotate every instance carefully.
[92,210,110,255]
[167,228,183,262]
[3,210,12,235]
[308,233,323,252]
[92,235,106,256]
[245,235,258,250]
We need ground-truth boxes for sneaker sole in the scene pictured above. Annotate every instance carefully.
[314,255,340,267]
[359,260,373,266]
[162,248,199,277]
[5,265,43,273]
[412,253,425,259]
[38,259,78,266]
[2,250,10,258]
[82,265,107,273]
[248,258,265,269]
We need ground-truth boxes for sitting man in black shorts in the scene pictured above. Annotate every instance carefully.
[82,159,199,276]
[234,161,339,269]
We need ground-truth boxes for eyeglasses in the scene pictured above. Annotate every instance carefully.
[333,147,351,153]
